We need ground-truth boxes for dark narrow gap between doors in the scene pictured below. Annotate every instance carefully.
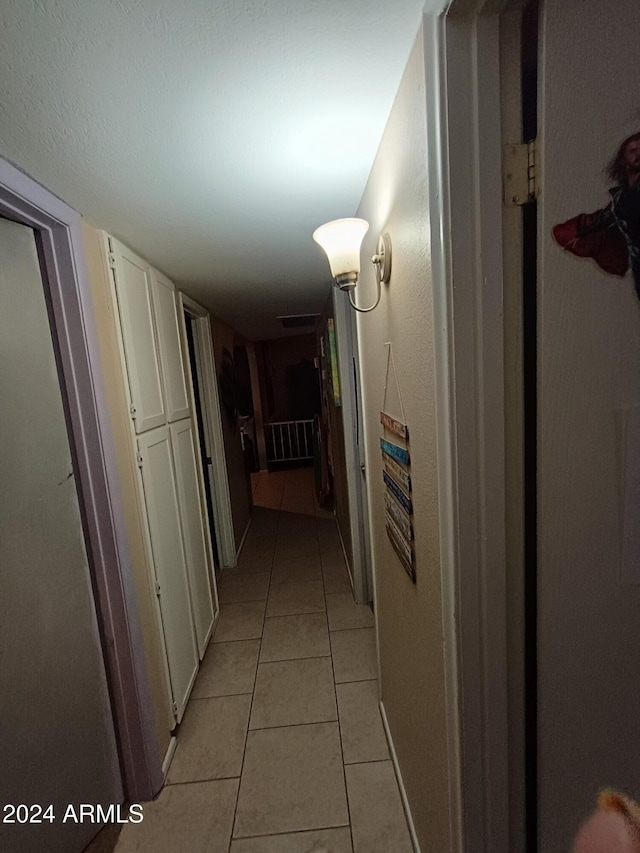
[184,312,220,571]
[522,1,539,849]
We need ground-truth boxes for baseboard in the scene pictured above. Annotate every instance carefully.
[162,736,177,779]
[379,700,421,853]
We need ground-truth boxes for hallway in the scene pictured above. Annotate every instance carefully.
[113,483,413,852]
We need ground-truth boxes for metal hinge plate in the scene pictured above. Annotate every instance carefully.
[504,140,537,206]
[108,252,117,270]
[172,701,178,717]
[155,581,161,597]
[137,452,144,468]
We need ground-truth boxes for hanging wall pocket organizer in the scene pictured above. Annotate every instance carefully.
[380,343,415,582]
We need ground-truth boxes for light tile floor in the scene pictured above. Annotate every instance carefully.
[109,471,413,853]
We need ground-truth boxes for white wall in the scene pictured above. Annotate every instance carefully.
[355,23,452,851]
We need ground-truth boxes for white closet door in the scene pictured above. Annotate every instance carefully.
[150,268,190,423]
[138,426,198,723]
[170,419,216,658]
[110,239,166,433]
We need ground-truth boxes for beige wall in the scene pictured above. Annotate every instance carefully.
[355,26,451,850]
[82,222,173,756]
[210,314,252,549]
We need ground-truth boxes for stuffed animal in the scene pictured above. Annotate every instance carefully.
[573,791,640,852]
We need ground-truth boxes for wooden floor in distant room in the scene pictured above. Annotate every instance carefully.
[250,466,334,519]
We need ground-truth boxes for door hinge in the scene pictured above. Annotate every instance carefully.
[137,452,144,468]
[504,140,537,206]
[108,252,117,270]
[172,701,178,717]
[155,581,161,597]
[130,404,137,419]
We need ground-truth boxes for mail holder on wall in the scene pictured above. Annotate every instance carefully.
[380,343,415,582]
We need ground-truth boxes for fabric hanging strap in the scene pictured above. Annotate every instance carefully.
[382,341,407,424]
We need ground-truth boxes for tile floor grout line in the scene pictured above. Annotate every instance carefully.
[343,757,394,767]
[328,624,376,634]
[230,820,351,843]
[189,692,253,702]
[165,773,243,788]
[258,656,332,664]
[228,508,280,851]
[319,517,355,853]
[218,598,269,606]
[248,716,339,733]
[255,654,335,665]
[224,719,344,737]
[233,823,349,841]
[263,611,328,621]
[265,607,326,618]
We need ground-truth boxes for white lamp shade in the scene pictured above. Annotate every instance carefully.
[312,218,369,278]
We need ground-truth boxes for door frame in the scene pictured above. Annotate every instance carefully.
[425,1,512,850]
[178,293,236,568]
[0,158,162,801]
[332,287,373,604]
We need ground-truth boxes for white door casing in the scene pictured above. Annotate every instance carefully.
[332,286,372,604]
[149,267,191,423]
[137,425,199,723]
[179,293,237,569]
[109,238,166,433]
[170,418,216,658]
[426,4,509,851]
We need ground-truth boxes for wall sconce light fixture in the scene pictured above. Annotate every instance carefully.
[312,218,392,313]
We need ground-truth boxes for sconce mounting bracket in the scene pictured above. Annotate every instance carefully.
[373,233,392,284]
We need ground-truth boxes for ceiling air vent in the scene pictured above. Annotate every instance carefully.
[277,314,320,329]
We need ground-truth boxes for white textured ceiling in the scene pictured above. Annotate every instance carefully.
[0,0,425,339]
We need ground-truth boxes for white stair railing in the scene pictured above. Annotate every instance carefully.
[266,419,315,463]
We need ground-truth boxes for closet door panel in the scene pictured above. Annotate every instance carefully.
[111,240,166,433]
[150,268,190,423]
[170,419,215,658]
[138,426,198,723]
